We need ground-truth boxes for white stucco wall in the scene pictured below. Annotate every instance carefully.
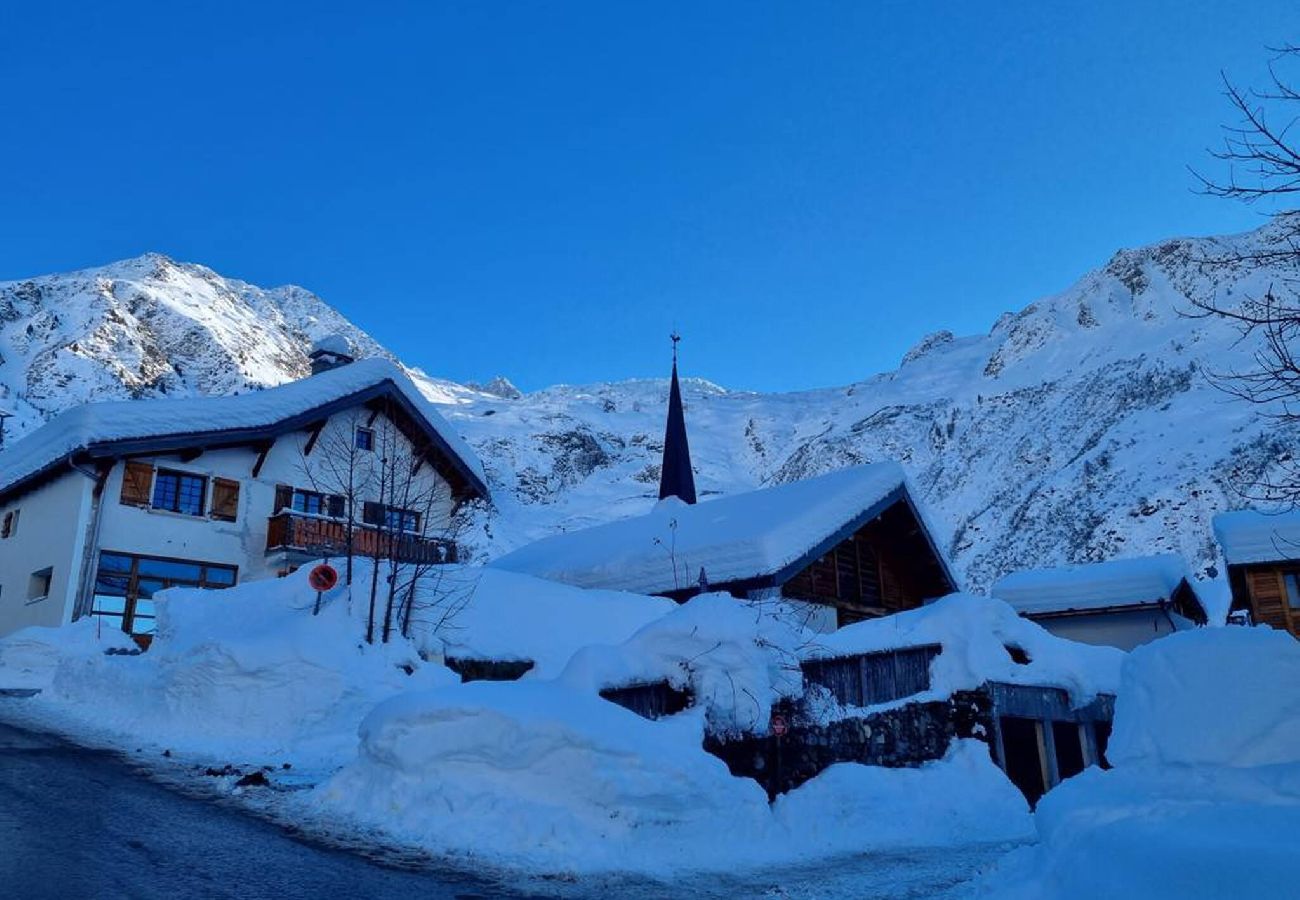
[0,469,94,635]
[96,407,457,581]
[1030,607,1196,652]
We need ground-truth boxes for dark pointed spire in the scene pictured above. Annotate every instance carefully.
[658,332,697,504]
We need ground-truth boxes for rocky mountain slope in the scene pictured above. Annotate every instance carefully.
[1,219,1295,593]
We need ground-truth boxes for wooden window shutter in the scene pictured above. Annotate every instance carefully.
[210,478,240,522]
[327,495,346,519]
[120,461,154,506]
[274,484,293,513]
[362,501,383,526]
[1244,569,1292,632]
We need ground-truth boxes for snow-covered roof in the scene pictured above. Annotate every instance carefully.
[1213,508,1300,566]
[990,554,1194,617]
[310,334,354,357]
[0,357,488,501]
[491,462,956,596]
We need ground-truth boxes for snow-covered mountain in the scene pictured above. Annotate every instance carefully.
[1,219,1296,590]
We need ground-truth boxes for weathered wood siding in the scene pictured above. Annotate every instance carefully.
[801,644,942,707]
[780,499,953,627]
[599,681,692,720]
[1233,565,1299,636]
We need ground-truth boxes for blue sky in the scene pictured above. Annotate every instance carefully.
[0,3,1293,392]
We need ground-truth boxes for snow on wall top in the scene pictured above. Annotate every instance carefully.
[990,554,1192,616]
[803,593,1123,705]
[0,357,488,498]
[1213,508,1300,566]
[490,462,931,596]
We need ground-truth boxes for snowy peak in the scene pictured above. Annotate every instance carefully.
[1,218,1296,592]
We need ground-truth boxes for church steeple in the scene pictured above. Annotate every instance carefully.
[658,333,697,505]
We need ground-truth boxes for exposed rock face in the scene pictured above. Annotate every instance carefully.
[2,216,1298,590]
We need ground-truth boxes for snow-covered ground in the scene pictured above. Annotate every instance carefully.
[0,564,1040,880]
[1,552,1294,894]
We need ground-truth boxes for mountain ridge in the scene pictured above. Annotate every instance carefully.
[1,218,1295,597]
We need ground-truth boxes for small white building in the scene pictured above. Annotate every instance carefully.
[0,351,489,642]
[991,555,1208,651]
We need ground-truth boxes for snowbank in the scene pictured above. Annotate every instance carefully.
[412,565,676,677]
[772,740,1032,854]
[311,683,1031,876]
[0,618,135,691]
[1107,626,1300,768]
[971,627,1300,900]
[4,562,457,768]
[558,592,805,736]
[310,680,775,873]
[805,593,1123,709]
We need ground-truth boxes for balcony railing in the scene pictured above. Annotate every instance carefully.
[266,512,457,566]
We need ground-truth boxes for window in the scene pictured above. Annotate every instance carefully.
[355,427,375,451]
[28,567,52,601]
[89,551,237,636]
[1,509,18,539]
[151,469,207,516]
[282,486,346,518]
[385,507,420,533]
[363,502,420,533]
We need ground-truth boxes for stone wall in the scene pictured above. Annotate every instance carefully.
[705,690,992,799]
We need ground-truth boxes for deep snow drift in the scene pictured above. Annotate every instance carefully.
[971,626,1300,899]
[0,568,1037,877]
[309,592,1033,875]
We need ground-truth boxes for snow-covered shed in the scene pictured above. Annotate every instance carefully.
[492,461,958,632]
[990,555,1206,651]
[0,356,489,642]
[1213,508,1300,637]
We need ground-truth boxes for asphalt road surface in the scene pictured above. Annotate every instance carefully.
[0,719,1005,899]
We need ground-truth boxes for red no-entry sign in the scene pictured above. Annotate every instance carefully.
[771,714,788,737]
[308,563,338,592]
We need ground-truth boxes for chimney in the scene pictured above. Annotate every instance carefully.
[309,334,355,375]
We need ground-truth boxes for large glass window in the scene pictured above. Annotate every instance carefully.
[89,551,237,637]
[151,470,207,516]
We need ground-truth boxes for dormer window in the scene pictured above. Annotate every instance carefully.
[355,427,375,451]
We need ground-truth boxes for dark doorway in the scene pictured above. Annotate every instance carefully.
[1052,721,1086,780]
[1000,716,1047,805]
[1094,720,1113,769]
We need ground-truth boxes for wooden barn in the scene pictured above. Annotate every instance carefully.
[1214,509,1300,638]
[492,344,957,631]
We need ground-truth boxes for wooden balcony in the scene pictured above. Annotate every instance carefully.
[266,512,457,566]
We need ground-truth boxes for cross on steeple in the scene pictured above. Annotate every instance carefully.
[658,332,697,505]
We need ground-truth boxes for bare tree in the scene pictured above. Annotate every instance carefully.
[295,408,377,589]
[296,403,481,645]
[1187,46,1300,504]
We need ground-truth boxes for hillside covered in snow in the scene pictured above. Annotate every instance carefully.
[1,217,1296,588]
